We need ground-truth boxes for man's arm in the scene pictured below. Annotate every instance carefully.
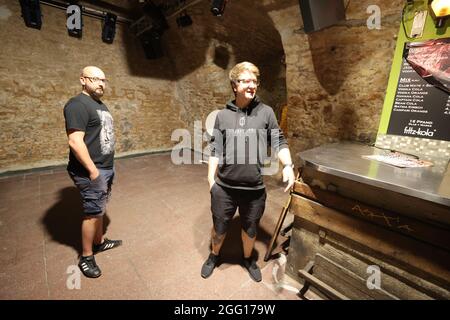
[267,108,295,192]
[278,147,295,192]
[208,156,219,190]
[67,129,99,180]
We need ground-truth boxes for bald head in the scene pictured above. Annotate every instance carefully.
[81,66,105,79]
[80,66,107,100]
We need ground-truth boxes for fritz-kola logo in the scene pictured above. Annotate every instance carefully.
[404,126,435,137]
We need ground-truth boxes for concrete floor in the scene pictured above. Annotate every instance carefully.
[0,152,314,300]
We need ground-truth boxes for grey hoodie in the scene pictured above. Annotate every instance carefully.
[209,96,288,190]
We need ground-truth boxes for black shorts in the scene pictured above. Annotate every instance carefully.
[210,183,266,235]
[68,168,114,216]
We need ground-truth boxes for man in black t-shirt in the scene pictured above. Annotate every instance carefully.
[64,66,122,278]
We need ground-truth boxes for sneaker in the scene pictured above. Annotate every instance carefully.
[78,255,102,278]
[243,257,262,282]
[93,238,122,254]
[201,253,219,279]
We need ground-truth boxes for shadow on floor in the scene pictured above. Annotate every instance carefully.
[41,187,110,255]
[215,216,272,267]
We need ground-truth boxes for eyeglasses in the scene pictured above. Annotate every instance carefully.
[236,79,260,86]
[83,76,108,84]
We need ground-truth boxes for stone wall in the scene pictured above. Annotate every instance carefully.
[0,0,181,172]
[163,0,287,152]
[263,0,404,161]
[0,0,286,173]
[0,0,403,172]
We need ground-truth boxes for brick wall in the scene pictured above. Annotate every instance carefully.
[0,0,402,172]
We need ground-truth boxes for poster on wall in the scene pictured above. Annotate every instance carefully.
[387,37,450,141]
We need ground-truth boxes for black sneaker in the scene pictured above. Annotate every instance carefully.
[78,255,102,278]
[93,238,122,254]
[201,253,219,279]
[244,257,262,282]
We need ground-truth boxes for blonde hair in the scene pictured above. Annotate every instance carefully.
[229,61,260,83]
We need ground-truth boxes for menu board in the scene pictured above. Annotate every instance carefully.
[387,38,450,141]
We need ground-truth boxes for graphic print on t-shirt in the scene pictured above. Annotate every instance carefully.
[97,110,115,155]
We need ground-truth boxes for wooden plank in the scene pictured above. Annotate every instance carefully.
[290,194,450,289]
[288,226,436,299]
[297,168,450,226]
[313,265,372,300]
[293,181,450,251]
[314,253,400,300]
[298,269,350,300]
[319,240,437,299]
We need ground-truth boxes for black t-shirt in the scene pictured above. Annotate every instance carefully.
[64,93,115,173]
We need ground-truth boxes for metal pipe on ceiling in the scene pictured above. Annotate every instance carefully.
[40,0,133,24]
[166,0,203,19]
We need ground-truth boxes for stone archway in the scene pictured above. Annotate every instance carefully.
[158,0,288,131]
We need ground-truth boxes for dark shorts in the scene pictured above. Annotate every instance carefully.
[210,183,266,237]
[68,168,115,216]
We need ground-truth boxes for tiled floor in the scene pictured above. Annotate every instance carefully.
[0,152,314,300]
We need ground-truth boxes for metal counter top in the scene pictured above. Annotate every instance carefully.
[298,142,450,207]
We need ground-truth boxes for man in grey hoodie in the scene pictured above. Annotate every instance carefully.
[201,61,295,282]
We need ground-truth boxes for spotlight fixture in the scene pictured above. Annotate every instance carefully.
[211,0,227,16]
[429,0,450,28]
[102,12,117,44]
[19,0,42,29]
[176,11,192,27]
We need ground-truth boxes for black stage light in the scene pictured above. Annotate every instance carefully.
[176,11,192,27]
[19,0,42,29]
[211,0,227,16]
[102,12,117,44]
[66,4,83,38]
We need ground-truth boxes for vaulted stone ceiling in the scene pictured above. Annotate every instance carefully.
[56,1,286,80]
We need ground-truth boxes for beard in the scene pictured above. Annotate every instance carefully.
[91,88,104,99]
